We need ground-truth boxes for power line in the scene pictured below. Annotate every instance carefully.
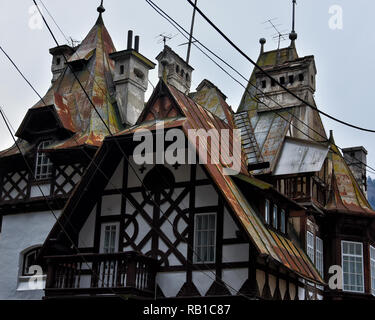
[28,0,256,299]
[144,0,375,176]
[185,0,375,134]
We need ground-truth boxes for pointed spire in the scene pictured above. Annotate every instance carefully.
[289,0,298,43]
[97,0,105,14]
[259,38,266,54]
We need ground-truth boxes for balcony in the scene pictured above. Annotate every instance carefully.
[44,252,158,298]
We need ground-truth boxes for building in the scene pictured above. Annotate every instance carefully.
[0,3,373,301]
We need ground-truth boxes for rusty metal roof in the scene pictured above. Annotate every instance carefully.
[190,79,234,127]
[326,143,375,215]
[0,15,122,158]
[115,81,324,284]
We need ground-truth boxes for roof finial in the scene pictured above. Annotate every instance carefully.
[289,0,298,42]
[97,0,105,14]
[259,38,266,53]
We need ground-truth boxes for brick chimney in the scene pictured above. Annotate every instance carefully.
[109,31,156,126]
[342,146,368,196]
[156,45,194,94]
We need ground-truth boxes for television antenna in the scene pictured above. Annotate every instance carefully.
[263,18,289,49]
[156,33,178,47]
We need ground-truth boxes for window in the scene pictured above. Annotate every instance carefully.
[280,76,285,85]
[120,65,125,75]
[370,246,375,296]
[289,75,294,84]
[342,241,364,293]
[265,200,270,224]
[271,79,276,87]
[22,247,41,276]
[101,223,119,254]
[272,205,278,229]
[261,80,267,89]
[307,231,315,263]
[280,209,286,233]
[56,57,61,65]
[316,237,324,277]
[35,140,53,181]
[194,213,216,264]
[176,65,180,73]
[299,73,304,82]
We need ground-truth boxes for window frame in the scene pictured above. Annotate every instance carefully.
[341,240,364,293]
[193,213,217,264]
[22,247,42,276]
[370,245,375,296]
[280,209,286,234]
[316,236,324,277]
[306,231,315,263]
[34,140,53,181]
[265,200,270,224]
[272,204,278,229]
[100,222,120,254]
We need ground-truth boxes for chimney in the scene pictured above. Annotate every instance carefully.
[342,146,368,196]
[49,45,75,83]
[155,46,194,94]
[109,31,156,126]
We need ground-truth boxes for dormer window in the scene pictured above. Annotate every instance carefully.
[35,140,53,181]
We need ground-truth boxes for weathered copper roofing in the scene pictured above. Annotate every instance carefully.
[117,81,324,284]
[326,142,375,215]
[0,15,122,158]
[190,79,234,127]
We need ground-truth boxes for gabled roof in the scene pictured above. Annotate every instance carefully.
[326,143,375,216]
[190,79,234,127]
[42,80,324,285]
[0,14,122,159]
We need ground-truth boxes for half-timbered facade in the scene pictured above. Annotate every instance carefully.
[40,80,324,301]
[0,5,154,299]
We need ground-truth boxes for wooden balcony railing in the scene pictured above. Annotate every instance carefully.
[44,252,158,298]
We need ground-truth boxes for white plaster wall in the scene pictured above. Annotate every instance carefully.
[0,210,61,300]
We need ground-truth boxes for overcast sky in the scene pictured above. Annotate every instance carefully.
[0,0,374,177]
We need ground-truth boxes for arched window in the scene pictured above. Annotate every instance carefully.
[22,247,42,276]
[35,140,53,181]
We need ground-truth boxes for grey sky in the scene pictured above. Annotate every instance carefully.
[0,0,374,177]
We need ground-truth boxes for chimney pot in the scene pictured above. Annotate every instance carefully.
[127,30,133,50]
[135,36,140,52]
